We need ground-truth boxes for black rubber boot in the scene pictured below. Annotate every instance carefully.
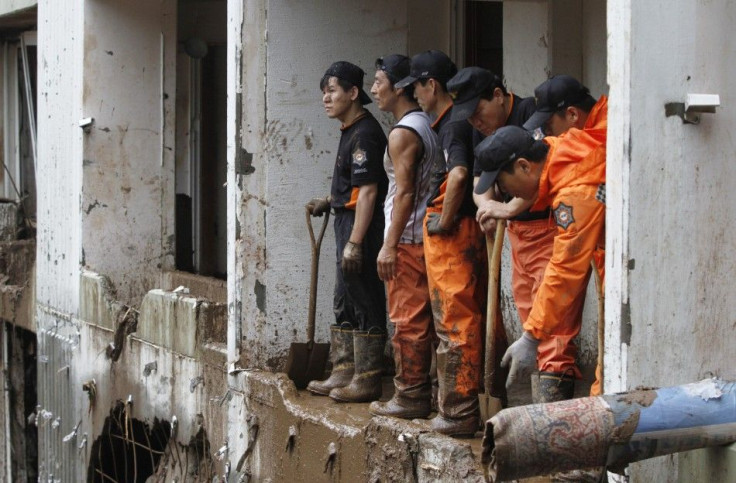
[330,328,385,403]
[531,371,575,404]
[307,322,354,396]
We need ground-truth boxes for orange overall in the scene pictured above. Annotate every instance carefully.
[386,244,435,398]
[424,202,487,419]
[516,97,608,381]
[524,110,607,395]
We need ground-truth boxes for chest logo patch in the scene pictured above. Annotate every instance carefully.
[596,183,606,205]
[352,148,367,166]
[554,202,574,230]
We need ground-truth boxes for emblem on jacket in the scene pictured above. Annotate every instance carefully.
[352,148,367,166]
[554,202,574,230]
[596,183,606,205]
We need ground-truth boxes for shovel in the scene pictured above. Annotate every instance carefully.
[286,207,331,389]
[479,219,507,422]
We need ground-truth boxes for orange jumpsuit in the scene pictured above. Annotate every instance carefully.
[523,103,607,394]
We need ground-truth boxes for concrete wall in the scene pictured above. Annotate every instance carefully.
[607,0,736,480]
[81,0,177,305]
[231,0,409,369]
[503,0,548,96]
[36,1,83,314]
[0,0,35,17]
[407,0,451,55]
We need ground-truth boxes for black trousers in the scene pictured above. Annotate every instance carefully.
[333,209,386,332]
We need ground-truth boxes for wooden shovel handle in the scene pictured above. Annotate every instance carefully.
[484,219,506,396]
[592,259,604,393]
[306,207,330,344]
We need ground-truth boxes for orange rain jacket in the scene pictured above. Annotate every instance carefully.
[523,97,607,341]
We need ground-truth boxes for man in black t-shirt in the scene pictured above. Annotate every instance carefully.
[448,68,562,405]
[305,61,388,401]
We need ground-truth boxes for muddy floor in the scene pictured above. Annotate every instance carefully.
[291,369,595,482]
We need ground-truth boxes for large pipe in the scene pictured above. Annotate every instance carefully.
[481,378,736,482]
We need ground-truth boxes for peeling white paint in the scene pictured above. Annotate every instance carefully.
[683,378,724,402]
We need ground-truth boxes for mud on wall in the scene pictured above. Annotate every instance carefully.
[37,271,229,481]
[608,0,736,480]
[80,0,177,305]
[232,0,410,370]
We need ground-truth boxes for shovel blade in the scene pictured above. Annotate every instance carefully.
[286,342,330,389]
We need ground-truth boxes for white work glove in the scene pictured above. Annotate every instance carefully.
[500,332,540,389]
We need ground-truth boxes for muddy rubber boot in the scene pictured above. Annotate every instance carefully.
[429,351,480,438]
[531,371,575,404]
[369,336,432,419]
[330,328,385,403]
[307,322,354,396]
[430,347,439,413]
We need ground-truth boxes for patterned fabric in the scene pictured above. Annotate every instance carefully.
[482,396,614,481]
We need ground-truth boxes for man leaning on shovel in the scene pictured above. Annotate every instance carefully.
[305,61,389,403]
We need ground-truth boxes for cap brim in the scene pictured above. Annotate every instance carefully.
[359,89,372,105]
[522,110,553,131]
[449,96,480,123]
[474,169,500,195]
[394,75,417,89]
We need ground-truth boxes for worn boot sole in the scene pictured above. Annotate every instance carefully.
[306,370,354,396]
[429,414,479,438]
[368,399,431,419]
[328,385,381,403]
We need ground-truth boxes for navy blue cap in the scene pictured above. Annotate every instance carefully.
[473,126,536,195]
[323,61,372,105]
[523,75,593,130]
[394,50,457,89]
[375,54,411,85]
[446,67,502,123]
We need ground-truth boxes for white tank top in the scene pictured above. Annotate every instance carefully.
[383,110,441,244]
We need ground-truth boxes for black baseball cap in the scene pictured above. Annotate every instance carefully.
[394,50,457,89]
[375,54,411,85]
[322,61,372,105]
[446,67,503,123]
[473,126,536,195]
[523,75,592,130]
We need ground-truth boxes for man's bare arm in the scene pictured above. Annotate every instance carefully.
[377,129,421,281]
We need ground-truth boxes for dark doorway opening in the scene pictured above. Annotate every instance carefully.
[4,322,38,480]
[175,1,228,280]
[465,1,503,76]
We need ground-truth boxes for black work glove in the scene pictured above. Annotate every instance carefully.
[306,197,330,217]
[341,241,363,275]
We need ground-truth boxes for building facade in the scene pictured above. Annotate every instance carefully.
[0,0,731,481]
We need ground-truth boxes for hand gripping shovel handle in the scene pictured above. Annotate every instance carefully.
[306,207,330,345]
[484,219,506,396]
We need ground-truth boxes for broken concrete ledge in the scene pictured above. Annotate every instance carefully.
[229,370,486,482]
[0,238,35,332]
[80,271,227,363]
